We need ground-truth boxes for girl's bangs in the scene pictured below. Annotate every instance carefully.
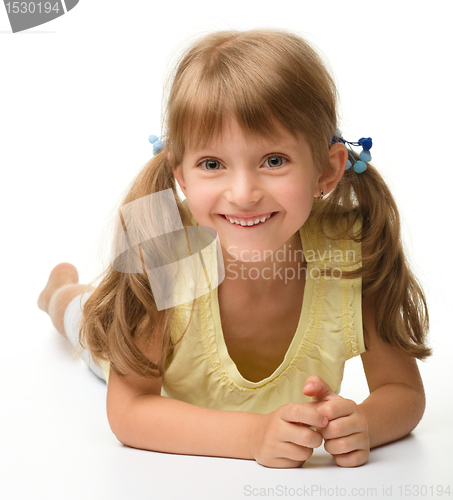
[168,64,296,162]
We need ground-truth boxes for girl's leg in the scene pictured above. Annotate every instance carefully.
[38,262,94,337]
[38,263,106,381]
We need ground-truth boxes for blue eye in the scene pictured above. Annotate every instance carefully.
[200,159,222,171]
[264,156,286,168]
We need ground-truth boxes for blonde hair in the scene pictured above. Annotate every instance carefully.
[79,28,430,379]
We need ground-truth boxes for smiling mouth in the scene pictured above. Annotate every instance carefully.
[221,212,278,227]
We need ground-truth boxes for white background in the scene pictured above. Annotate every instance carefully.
[1,1,452,499]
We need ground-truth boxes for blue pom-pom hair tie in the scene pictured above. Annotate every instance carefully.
[148,135,164,155]
[333,133,372,174]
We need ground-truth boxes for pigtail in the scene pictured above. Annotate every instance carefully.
[316,161,431,360]
[78,150,193,379]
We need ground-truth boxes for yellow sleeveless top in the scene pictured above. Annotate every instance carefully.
[101,201,365,414]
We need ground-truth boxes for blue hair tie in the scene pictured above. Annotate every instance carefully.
[333,132,372,174]
[148,135,164,155]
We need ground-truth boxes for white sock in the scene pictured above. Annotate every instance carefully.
[63,292,106,382]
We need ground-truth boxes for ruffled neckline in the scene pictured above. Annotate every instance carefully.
[199,224,323,390]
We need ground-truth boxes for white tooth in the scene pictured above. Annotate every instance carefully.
[226,214,273,226]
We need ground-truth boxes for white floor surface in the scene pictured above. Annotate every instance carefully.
[1,302,451,500]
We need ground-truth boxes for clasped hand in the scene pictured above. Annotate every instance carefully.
[250,375,370,468]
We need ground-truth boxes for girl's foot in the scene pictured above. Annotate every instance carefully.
[38,263,79,314]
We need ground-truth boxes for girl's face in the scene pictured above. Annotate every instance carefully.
[174,117,323,262]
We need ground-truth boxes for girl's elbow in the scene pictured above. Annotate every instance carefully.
[408,384,426,430]
[106,402,131,446]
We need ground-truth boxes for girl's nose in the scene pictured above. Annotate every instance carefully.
[224,170,263,206]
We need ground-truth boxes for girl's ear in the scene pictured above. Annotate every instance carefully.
[173,165,186,195]
[316,143,348,196]
[170,153,187,195]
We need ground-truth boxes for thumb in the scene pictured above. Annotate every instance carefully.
[303,375,340,402]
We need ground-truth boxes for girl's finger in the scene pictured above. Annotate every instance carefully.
[333,449,370,468]
[317,397,358,422]
[280,403,328,428]
[302,375,341,402]
[279,441,314,463]
[287,423,324,449]
[261,457,306,469]
[320,412,368,440]
[323,432,368,456]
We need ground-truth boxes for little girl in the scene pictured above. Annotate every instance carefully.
[38,28,430,469]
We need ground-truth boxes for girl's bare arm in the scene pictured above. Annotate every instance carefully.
[358,293,426,449]
[106,368,258,460]
[106,367,328,467]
